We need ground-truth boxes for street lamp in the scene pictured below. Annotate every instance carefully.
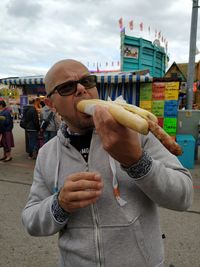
[186,0,199,109]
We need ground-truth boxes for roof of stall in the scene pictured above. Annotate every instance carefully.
[0,75,44,86]
[0,72,153,86]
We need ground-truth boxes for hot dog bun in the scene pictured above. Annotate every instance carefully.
[77,99,183,156]
[77,99,149,135]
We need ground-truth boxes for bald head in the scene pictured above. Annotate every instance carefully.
[45,59,90,96]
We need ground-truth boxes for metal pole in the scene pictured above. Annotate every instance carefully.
[186,0,199,109]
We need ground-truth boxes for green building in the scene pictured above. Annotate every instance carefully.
[120,32,168,77]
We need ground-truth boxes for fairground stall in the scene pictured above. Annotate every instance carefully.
[0,72,199,168]
[0,75,45,111]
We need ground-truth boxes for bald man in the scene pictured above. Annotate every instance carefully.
[22,59,193,267]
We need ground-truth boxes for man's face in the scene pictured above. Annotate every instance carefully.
[49,61,99,133]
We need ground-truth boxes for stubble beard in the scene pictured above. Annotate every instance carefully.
[66,115,94,134]
[77,116,94,132]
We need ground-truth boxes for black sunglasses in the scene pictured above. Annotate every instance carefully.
[47,75,97,97]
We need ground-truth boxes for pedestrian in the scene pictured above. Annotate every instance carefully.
[24,99,40,159]
[40,98,61,143]
[34,97,42,113]
[0,100,14,162]
[11,103,20,122]
[22,59,193,267]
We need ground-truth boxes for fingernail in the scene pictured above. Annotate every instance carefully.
[96,190,102,196]
[94,173,101,180]
[98,182,103,188]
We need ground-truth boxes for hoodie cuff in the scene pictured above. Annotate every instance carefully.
[51,192,70,224]
[121,151,153,179]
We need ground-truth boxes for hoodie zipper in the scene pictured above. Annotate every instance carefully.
[87,134,102,267]
[58,131,103,266]
[91,204,102,267]
[85,162,102,266]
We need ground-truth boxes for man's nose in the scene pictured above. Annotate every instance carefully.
[75,83,87,96]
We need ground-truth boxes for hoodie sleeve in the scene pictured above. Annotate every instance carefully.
[123,132,193,211]
[22,157,68,236]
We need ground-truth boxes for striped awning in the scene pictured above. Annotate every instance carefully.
[0,76,44,85]
[0,73,152,85]
[96,73,152,83]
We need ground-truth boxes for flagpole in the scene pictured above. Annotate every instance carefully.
[186,0,199,109]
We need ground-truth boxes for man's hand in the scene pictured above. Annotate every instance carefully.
[58,172,103,213]
[93,105,143,167]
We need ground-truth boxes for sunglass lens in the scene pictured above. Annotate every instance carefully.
[57,81,76,96]
[81,76,96,88]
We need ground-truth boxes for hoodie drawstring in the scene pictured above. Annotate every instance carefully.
[109,155,127,207]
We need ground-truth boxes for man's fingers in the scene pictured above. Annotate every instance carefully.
[93,105,127,134]
[65,197,100,212]
[58,187,103,212]
[69,172,102,182]
[66,189,102,202]
[68,179,103,192]
[59,172,104,212]
[93,105,115,127]
[94,105,110,121]
[65,172,103,192]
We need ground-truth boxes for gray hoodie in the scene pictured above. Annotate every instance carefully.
[22,129,193,267]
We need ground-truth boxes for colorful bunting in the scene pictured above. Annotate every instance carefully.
[120,27,125,33]
[118,17,123,29]
[129,20,133,30]
[96,63,100,73]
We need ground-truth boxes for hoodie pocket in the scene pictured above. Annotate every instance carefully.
[101,215,150,267]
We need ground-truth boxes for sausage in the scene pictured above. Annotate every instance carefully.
[77,99,182,156]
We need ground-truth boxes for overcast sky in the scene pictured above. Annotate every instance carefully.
[0,0,199,78]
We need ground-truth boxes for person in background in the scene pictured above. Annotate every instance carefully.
[40,99,45,108]
[34,97,42,113]
[25,99,40,159]
[40,98,61,143]
[22,59,193,267]
[0,100,14,162]
[11,103,20,122]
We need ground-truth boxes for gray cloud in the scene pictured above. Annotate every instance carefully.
[0,0,199,78]
[6,0,42,19]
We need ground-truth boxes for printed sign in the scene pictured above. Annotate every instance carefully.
[165,82,179,100]
[152,82,165,100]
[152,100,164,117]
[139,100,152,112]
[123,45,139,59]
[164,100,178,117]
[157,117,164,128]
[163,118,177,135]
[140,83,152,101]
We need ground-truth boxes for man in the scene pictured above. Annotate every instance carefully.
[22,59,193,267]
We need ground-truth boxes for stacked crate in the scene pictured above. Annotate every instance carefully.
[139,81,179,138]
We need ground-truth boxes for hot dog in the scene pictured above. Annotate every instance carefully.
[77,99,182,156]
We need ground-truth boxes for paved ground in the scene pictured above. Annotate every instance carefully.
[0,122,200,267]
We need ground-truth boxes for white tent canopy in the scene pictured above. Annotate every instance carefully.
[0,72,152,85]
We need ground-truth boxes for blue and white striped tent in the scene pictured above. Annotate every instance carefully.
[0,72,152,85]
[0,75,44,86]
[0,72,153,105]
[95,72,153,104]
